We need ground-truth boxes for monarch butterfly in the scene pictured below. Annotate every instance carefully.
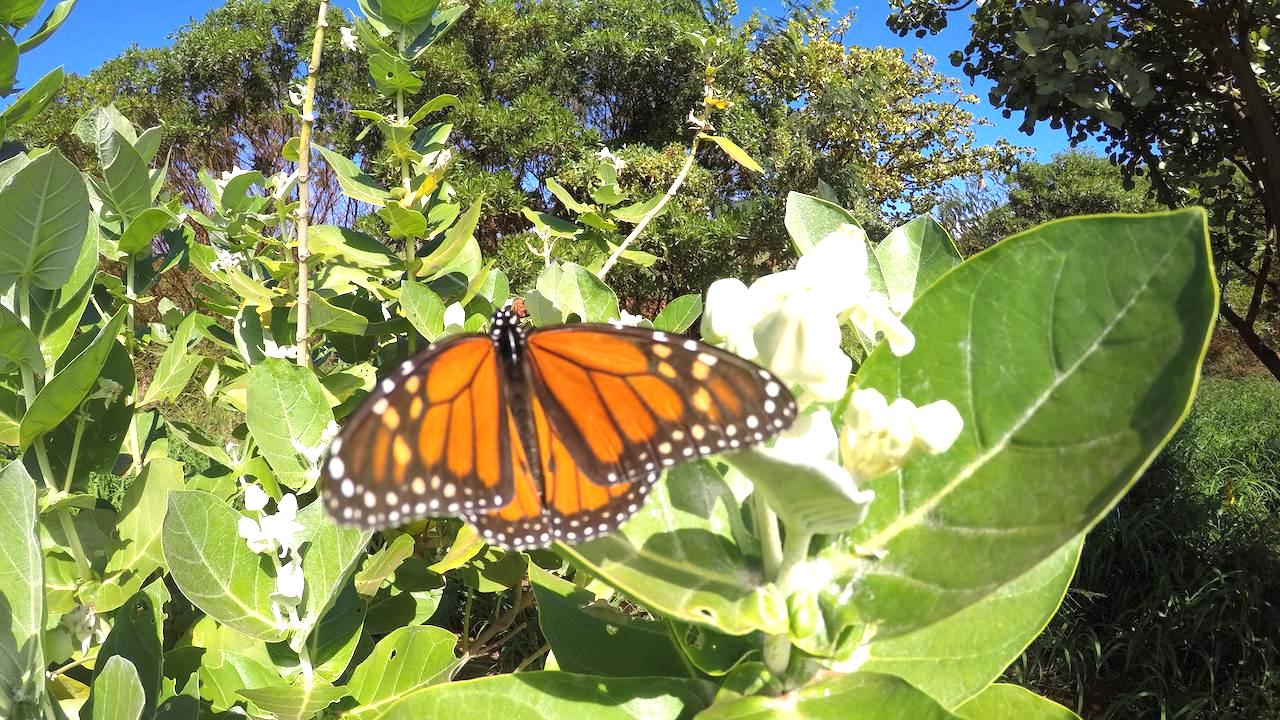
[322,306,797,549]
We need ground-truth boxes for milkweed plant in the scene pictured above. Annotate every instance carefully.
[0,1,1217,719]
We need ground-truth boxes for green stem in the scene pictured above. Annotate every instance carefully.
[63,411,88,493]
[395,40,418,354]
[57,509,94,579]
[15,282,56,487]
[752,490,791,678]
[125,257,136,354]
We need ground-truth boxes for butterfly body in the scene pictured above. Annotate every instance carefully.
[323,307,797,549]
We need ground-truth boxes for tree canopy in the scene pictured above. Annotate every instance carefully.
[889,0,1280,379]
[22,0,1021,308]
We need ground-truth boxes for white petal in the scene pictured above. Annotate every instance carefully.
[242,483,269,512]
[912,400,964,454]
[443,302,465,329]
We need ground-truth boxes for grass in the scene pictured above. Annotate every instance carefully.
[1007,376,1280,719]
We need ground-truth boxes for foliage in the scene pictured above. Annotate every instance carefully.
[0,2,1220,720]
[941,151,1162,255]
[887,0,1280,379]
[21,0,1021,312]
[1008,376,1280,719]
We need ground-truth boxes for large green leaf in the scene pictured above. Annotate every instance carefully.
[850,209,1216,639]
[345,625,459,720]
[0,27,15,95]
[529,564,687,678]
[874,214,962,310]
[29,216,97,366]
[96,458,184,612]
[246,359,333,492]
[117,206,172,256]
[0,149,89,290]
[162,490,288,642]
[955,684,1081,720]
[314,145,392,207]
[238,681,348,720]
[296,500,370,639]
[141,313,207,406]
[43,339,133,491]
[697,671,957,719]
[88,590,163,719]
[384,672,708,720]
[91,657,144,720]
[0,303,43,377]
[19,309,126,450]
[560,463,787,637]
[0,461,42,713]
[15,1,76,53]
[861,535,1083,708]
[309,224,401,272]
[417,199,482,279]
[526,261,620,325]
[100,130,154,221]
[0,66,64,128]
[354,533,415,597]
[400,279,446,340]
[653,294,703,333]
[197,649,280,713]
[783,191,857,254]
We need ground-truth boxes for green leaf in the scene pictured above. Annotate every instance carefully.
[29,219,97,366]
[559,462,788,636]
[100,131,154,221]
[219,169,267,212]
[296,500,371,636]
[162,490,288,642]
[96,458,185,612]
[198,649,280,713]
[727,450,871,535]
[141,313,207,406]
[699,134,763,173]
[861,535,1083,708]
[89,591,163,719]
[546,178,595,214]
[375,0,439,37]
[91,657,144,720]
[653,294,703,333]
[0,149,90,290]
[956,684,1081,719]
[378,205,427,239]
[20,309,126,450]
[0,461,42,711]
[851,209,1217,639]
[418,199,481,279]
[314,145,392,207]
[346,626,459,720]
[407,93,460,125]
[610,193,666,224]
[783,191,858,255]
[310,225,401,272]
[0,303,44,377]
[308,294,371,336]
[238,681,348,720]
[368,51,423,95]
[383,672,708,720]
[698,671,957,719]
[529,564,687,677]
[528,261,620,324]
[520,207,581,238]
[874,214,962,311]
[246,359,333,492]
[355,533,416,597]
[0,28,15,95]
[307,585,366,682]
[43,339,132,490]
[404,4,466,59]
[0,66,64,128]
[400,279,446,341]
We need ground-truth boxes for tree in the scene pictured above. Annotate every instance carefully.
[24,0,1021,308]
[941,150,1162,254]
[888,0,1280,380]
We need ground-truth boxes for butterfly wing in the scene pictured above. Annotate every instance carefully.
[323,334,515,527]
[523,325,798,485]
[468,390,652,550]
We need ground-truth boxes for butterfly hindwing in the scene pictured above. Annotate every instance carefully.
[468,391,653,549]
[323,334,515,527]
[523,325,798,486]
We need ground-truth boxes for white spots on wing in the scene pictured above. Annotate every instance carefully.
[764,399,777,414]
[330,437,343,454]
[671,430,685,441]
[652,331,668,342]
[400,360,415,375]
[746,415,759,429]
[385,490,398,505]
[340,479,355,497]
[765,381,780,397]
[371,397,389,415]
[329,457,345,478]
[682,339,699,351]
[363,491,377,508]
[658,441,672,455]
[412,476,426,494]
[726,425,738,437]
[691,424,706,440]
[696,352,718,366]
[381,377,396,393]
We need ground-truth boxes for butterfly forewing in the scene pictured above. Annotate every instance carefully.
[524,325,798,486]
[323,335,515,527]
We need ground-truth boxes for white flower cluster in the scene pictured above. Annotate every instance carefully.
[595,146,626,172]
[238,484,307,625]
[702,221,962,492]
[340,26,358,52]
[702,223,912,404]
[209,246,245,273]
[60,603,109,655]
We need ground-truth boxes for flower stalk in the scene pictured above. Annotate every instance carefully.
[597,136,700,281]
[293,0,329,367]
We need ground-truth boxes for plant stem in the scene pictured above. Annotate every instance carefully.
[396,39,418,354]
[753,490,789,677]
[57,510,94,579]
[15,281,56,487]
[63,412,88,493]
[125,257,136,354]
[294,0,329,368]
[596,135,701,280]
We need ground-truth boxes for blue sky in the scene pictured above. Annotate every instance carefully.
[13,0,1078,160]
